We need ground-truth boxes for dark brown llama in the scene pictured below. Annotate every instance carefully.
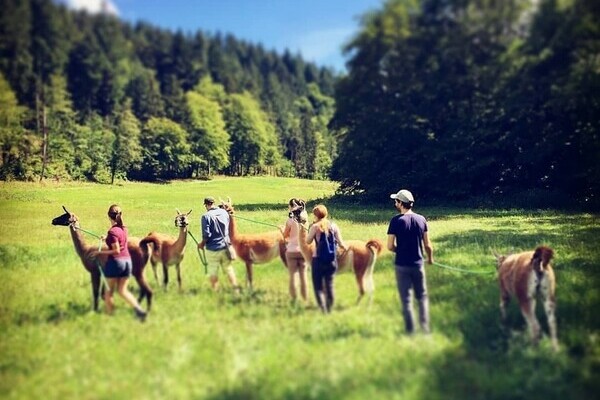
[52,206,156,311]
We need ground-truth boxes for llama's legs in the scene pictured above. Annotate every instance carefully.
[91,269,102,311]
[500,292,510,322]
[355,273,365,305]
[366,253,377,307]
[245,262,254,290]
[520,298,541,343]
[176,263,182,291]
[365,272,375,308]
[141,270,154,311]
[543,293,558,350]
[162,263,169,290]
[151,260,159,286]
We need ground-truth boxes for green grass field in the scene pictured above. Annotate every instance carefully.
[0,177,599,399]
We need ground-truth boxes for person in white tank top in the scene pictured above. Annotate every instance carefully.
[283,198,308,302]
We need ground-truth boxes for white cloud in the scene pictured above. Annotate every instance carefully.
[65,0,119,16]
[290,27,354,68]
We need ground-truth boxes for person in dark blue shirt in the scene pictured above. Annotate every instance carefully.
[387,189,433,334]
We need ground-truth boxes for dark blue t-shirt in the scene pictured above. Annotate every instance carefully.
[387,212,428,267]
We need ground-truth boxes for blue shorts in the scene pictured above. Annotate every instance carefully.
[104,257,132,278]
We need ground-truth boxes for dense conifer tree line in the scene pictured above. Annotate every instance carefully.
[0,0,337,182]
[1,0,597,208]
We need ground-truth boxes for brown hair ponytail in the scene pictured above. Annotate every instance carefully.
[312,204,330,233]
[108,204,124,227]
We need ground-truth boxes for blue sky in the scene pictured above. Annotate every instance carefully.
[59,0,384,72]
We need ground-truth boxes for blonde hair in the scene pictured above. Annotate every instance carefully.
[312,204,330,233]
[107,204,124,227]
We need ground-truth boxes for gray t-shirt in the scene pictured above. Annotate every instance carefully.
[201,207,230,251]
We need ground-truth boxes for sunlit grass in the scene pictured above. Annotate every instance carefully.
[0,177,599,399]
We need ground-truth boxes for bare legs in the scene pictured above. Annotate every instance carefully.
[104,277,146,320]
[286,252,308,302]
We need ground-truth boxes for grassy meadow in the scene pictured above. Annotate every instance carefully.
[0,176,599,399]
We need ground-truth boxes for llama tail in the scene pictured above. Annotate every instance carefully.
[364,239,382,294]
[139,235,161,263]
[279,239,288,268]
[365,239,383,256]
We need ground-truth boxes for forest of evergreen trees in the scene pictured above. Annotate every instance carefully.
[0,0,337,183]
[332,0,599,208]
[1,0,598,208]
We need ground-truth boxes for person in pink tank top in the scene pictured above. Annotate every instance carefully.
[92,204,146,321]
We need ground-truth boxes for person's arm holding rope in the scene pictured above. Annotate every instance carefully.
[89,234,118,259]
[332,223,347,252]
[387,234,396,253]
[422,231,433,265]
[93,241,121,257]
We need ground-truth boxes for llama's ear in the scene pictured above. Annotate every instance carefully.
[227,196,232,205]
[491,249,501,260]
[186,209,192,215]
[62,205,69,214]
[176,208,181,215]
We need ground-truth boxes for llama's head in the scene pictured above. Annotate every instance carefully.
[52,206,79,227]
[531,246,554,273]
[174,209,192,228]
[219,197,235,215]
[289,198,308,223]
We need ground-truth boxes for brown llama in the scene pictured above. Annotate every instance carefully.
[139,209,192,291]
[494,246,558,350]
[52,206,156,311]
[219,198,286,289]
[298,221,384,304]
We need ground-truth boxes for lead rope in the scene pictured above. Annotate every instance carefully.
[72,225,110,305]
[187,231,208,275]
[432,261,496,275]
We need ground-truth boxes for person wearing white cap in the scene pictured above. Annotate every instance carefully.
[387,189,433,334]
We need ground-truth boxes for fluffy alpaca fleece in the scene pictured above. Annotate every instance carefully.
[495,246,558,350]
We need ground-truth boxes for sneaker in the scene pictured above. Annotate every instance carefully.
[134,308,147,322]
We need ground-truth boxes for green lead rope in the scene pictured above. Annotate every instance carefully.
[94,238,110,290]
[73,226,109,305]
[74,226,103,240]
[433,261,496,275]
[187,231,208,275]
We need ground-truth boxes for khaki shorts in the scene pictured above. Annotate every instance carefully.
[205,249,234,277]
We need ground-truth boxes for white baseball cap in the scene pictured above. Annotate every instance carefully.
[390,189,414,203]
